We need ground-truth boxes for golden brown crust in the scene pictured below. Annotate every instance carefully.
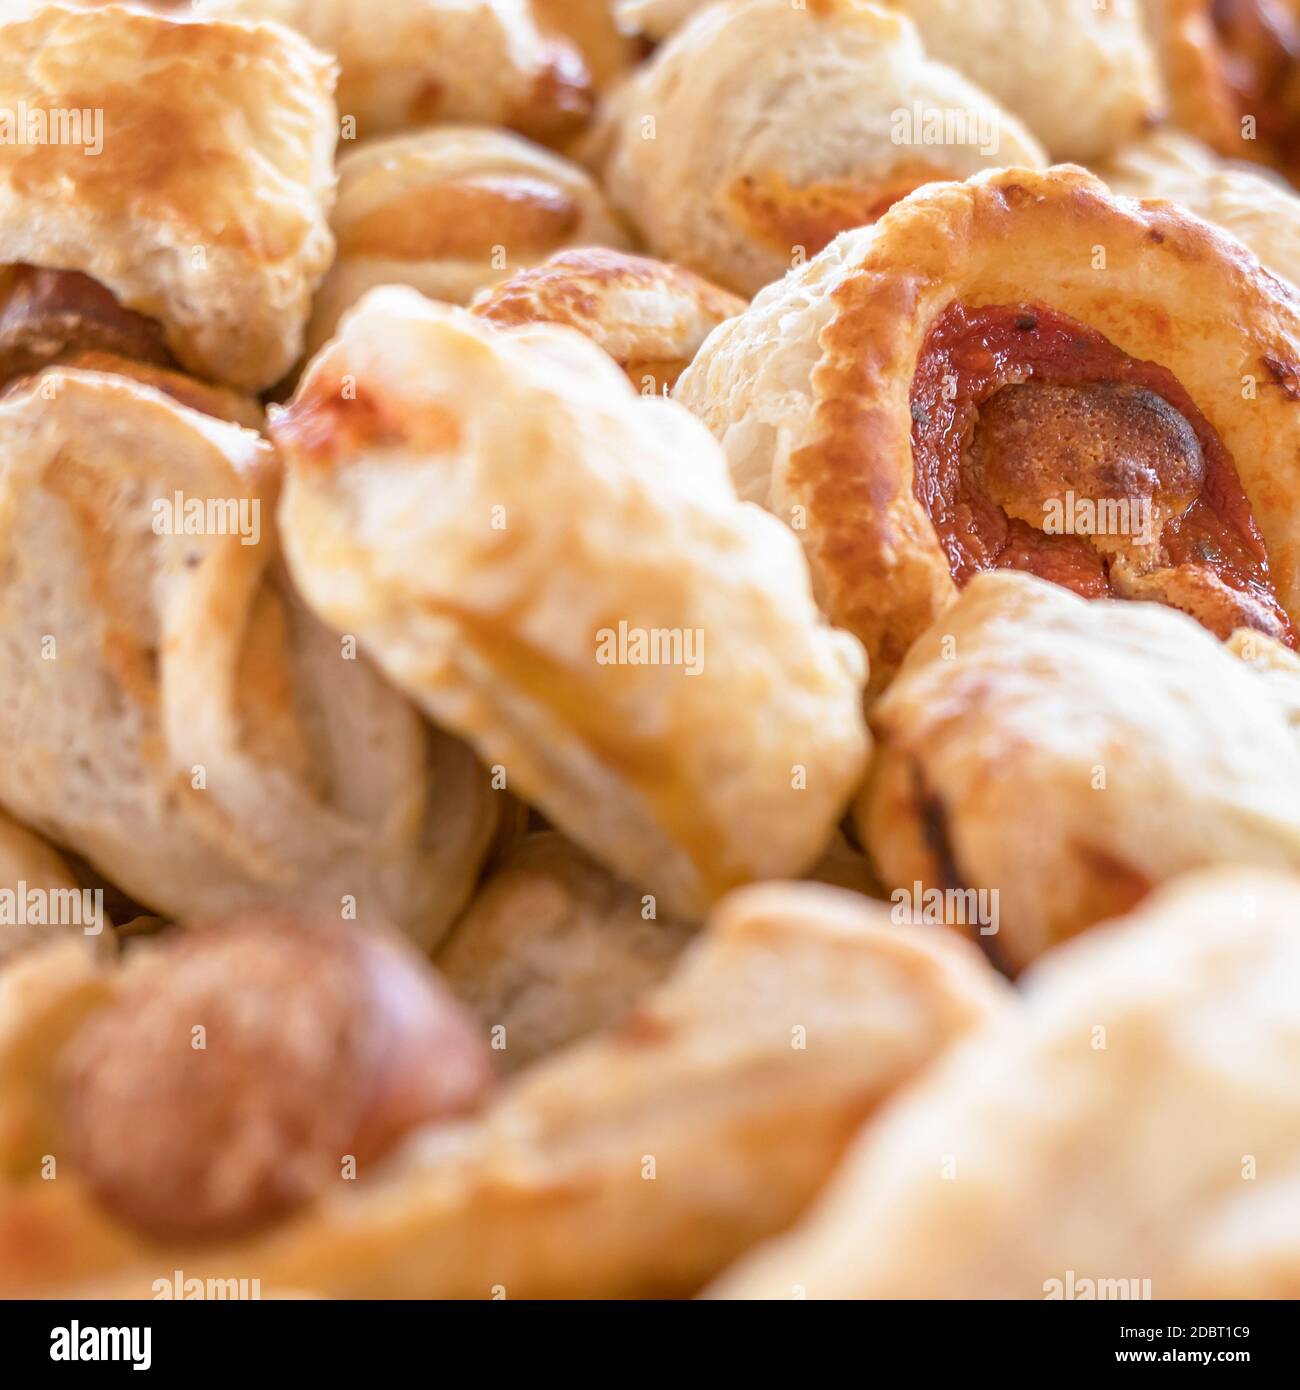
[305,126,631,356]
[677,164,1300,684]
[471,248,746,394]
[0,4,337,391]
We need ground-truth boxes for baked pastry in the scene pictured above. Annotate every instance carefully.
[272,287,869,922]
[0,884,1005,1296]
[0,811,113,963]
[596,0,1046,296]
[535,0,639,90]
[198,0,594,143]
[305,126,631,357]
[0,4,337,392]
[437,832,694,1073]
[616,0,1162,162]
[677,164,1300,683]
[857,570,1300,971]
[1101,128,1300,288]
[1143,0,1300,184]
[471,248,746,395]
[0,366,498,949]
[710,869,1300,1298]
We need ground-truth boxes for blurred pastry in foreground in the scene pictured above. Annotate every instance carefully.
[0,812,113,964]
[858,571,1300,971]
[305,127,630,357]
[710,870,1300,1298]
[438,833,694,1073]
[20,884,1006,1297]
[677,164,1300,685]
[597,0,1045,296]
[472,248,745,395]
[199,0,594,143]
[1100,128,1300,289]
[0,367,497,949]
[0,4,336,392]
[273,288,869,922]
[615,0,1161,162]
[1143,0,1300,186]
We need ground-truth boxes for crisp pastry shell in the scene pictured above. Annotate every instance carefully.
[856,570,1300,969]
[675,163,1300,684]
[0,3,337,392]
[597,0,1046,297]
[272,287,870,922]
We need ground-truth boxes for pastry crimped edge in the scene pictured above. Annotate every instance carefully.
[677,163,1300,684]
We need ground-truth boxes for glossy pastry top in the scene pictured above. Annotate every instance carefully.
[0,3,337,390]
[305,126,630,353]
[472,247,746,394]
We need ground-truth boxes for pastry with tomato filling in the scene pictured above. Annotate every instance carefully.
[0,4,336,393]
[0,884,1004,1296]
[596,0,1045,296]
[0,367,497,949]
[617,0,1161,162]
[198,0,594,144]
[1145,0,1300,186]
[305,126,631,357]
[471,248,745,395]
[677,164,1300,683]
[856,570,1300,970]
[271,287,869,922]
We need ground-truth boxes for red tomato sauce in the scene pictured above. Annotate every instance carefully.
[909,300,1294,644]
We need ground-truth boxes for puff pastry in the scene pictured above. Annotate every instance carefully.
[678,164,1300,683]
[271,287,869,922]
[0,883,1005,1297]
[1143,0,1300,184]
[616,0,1162,161]
[711,869,1300,1298]
[857,570,1300,970]
[437,832,694,1073]
[471,248,746,395]
[0,4,337,392]
[199,0,594,143]
[597,0,1046,296]
[535,0,639,89]
[0,811,113,964]
[1101,128,1300,288]
[305,126,631,357]
[0,367,497,949]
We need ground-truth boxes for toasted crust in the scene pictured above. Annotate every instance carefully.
[1100,129,1300,289]
[598,0,1046,296]
[26,884,1005,1298]
[855,570,1300,969]
[617,0,1162,161]
[272,288,869,922]
[0,4,337,392]
[305,127,631,356]
[0,367,497,948]
[472,248,746,395]
[199,0,593,142]
[534,0,640,89]
[710,869,1300,1298]
[676,164,1300,684]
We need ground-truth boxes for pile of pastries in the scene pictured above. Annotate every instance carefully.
[1,0,1300,1300]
